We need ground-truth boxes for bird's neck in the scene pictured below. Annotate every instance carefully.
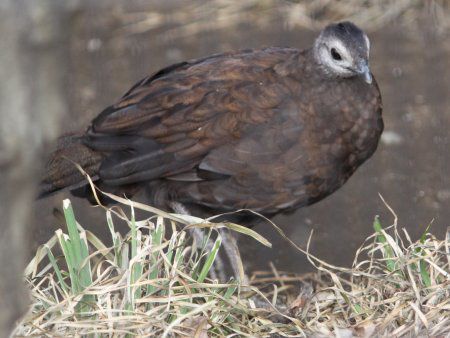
[294,48,330,81]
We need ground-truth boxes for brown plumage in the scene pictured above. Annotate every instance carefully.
[40,22,383,217]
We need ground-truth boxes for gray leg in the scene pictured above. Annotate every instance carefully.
[219,228,249,284]
[169,202,226,281]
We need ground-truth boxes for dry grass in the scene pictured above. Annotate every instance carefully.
[13,191,449,337]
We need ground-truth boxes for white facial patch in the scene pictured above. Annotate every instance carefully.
[316,37,354,77]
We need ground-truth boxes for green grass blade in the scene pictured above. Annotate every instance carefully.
[45,245,69,294]
[223,285,237,300]
[106,210,122,266]
[63,199,84,269]
[56,230,79,294]
[419,259,431,287]
[373,216,396,272]
[129,206,143,306]
[420,222,432,244]
[146,218,169,302]
[197,234,222,283]
[416,222,432,287]
[78,232,93,288]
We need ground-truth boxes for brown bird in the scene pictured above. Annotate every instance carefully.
[40,22,383,222]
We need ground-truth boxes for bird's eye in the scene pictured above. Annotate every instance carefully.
[331,48,342,61]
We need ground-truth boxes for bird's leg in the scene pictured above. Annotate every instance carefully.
[169,202,226,281]
[218,228,249,285]
[169,202,249,283]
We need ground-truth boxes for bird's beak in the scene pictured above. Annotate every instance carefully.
[357,60,372,84]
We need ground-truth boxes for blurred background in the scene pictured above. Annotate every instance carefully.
[33,0,450,273]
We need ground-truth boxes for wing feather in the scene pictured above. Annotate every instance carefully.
[85,48,299,186]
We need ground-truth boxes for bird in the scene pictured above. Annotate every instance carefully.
[41,21,383,224]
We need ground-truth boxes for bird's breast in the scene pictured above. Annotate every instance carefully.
[275,78,382,206]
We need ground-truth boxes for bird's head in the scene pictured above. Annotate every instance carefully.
[313,21,372,84]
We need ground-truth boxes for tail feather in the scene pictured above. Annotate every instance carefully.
[39,134,104,198]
